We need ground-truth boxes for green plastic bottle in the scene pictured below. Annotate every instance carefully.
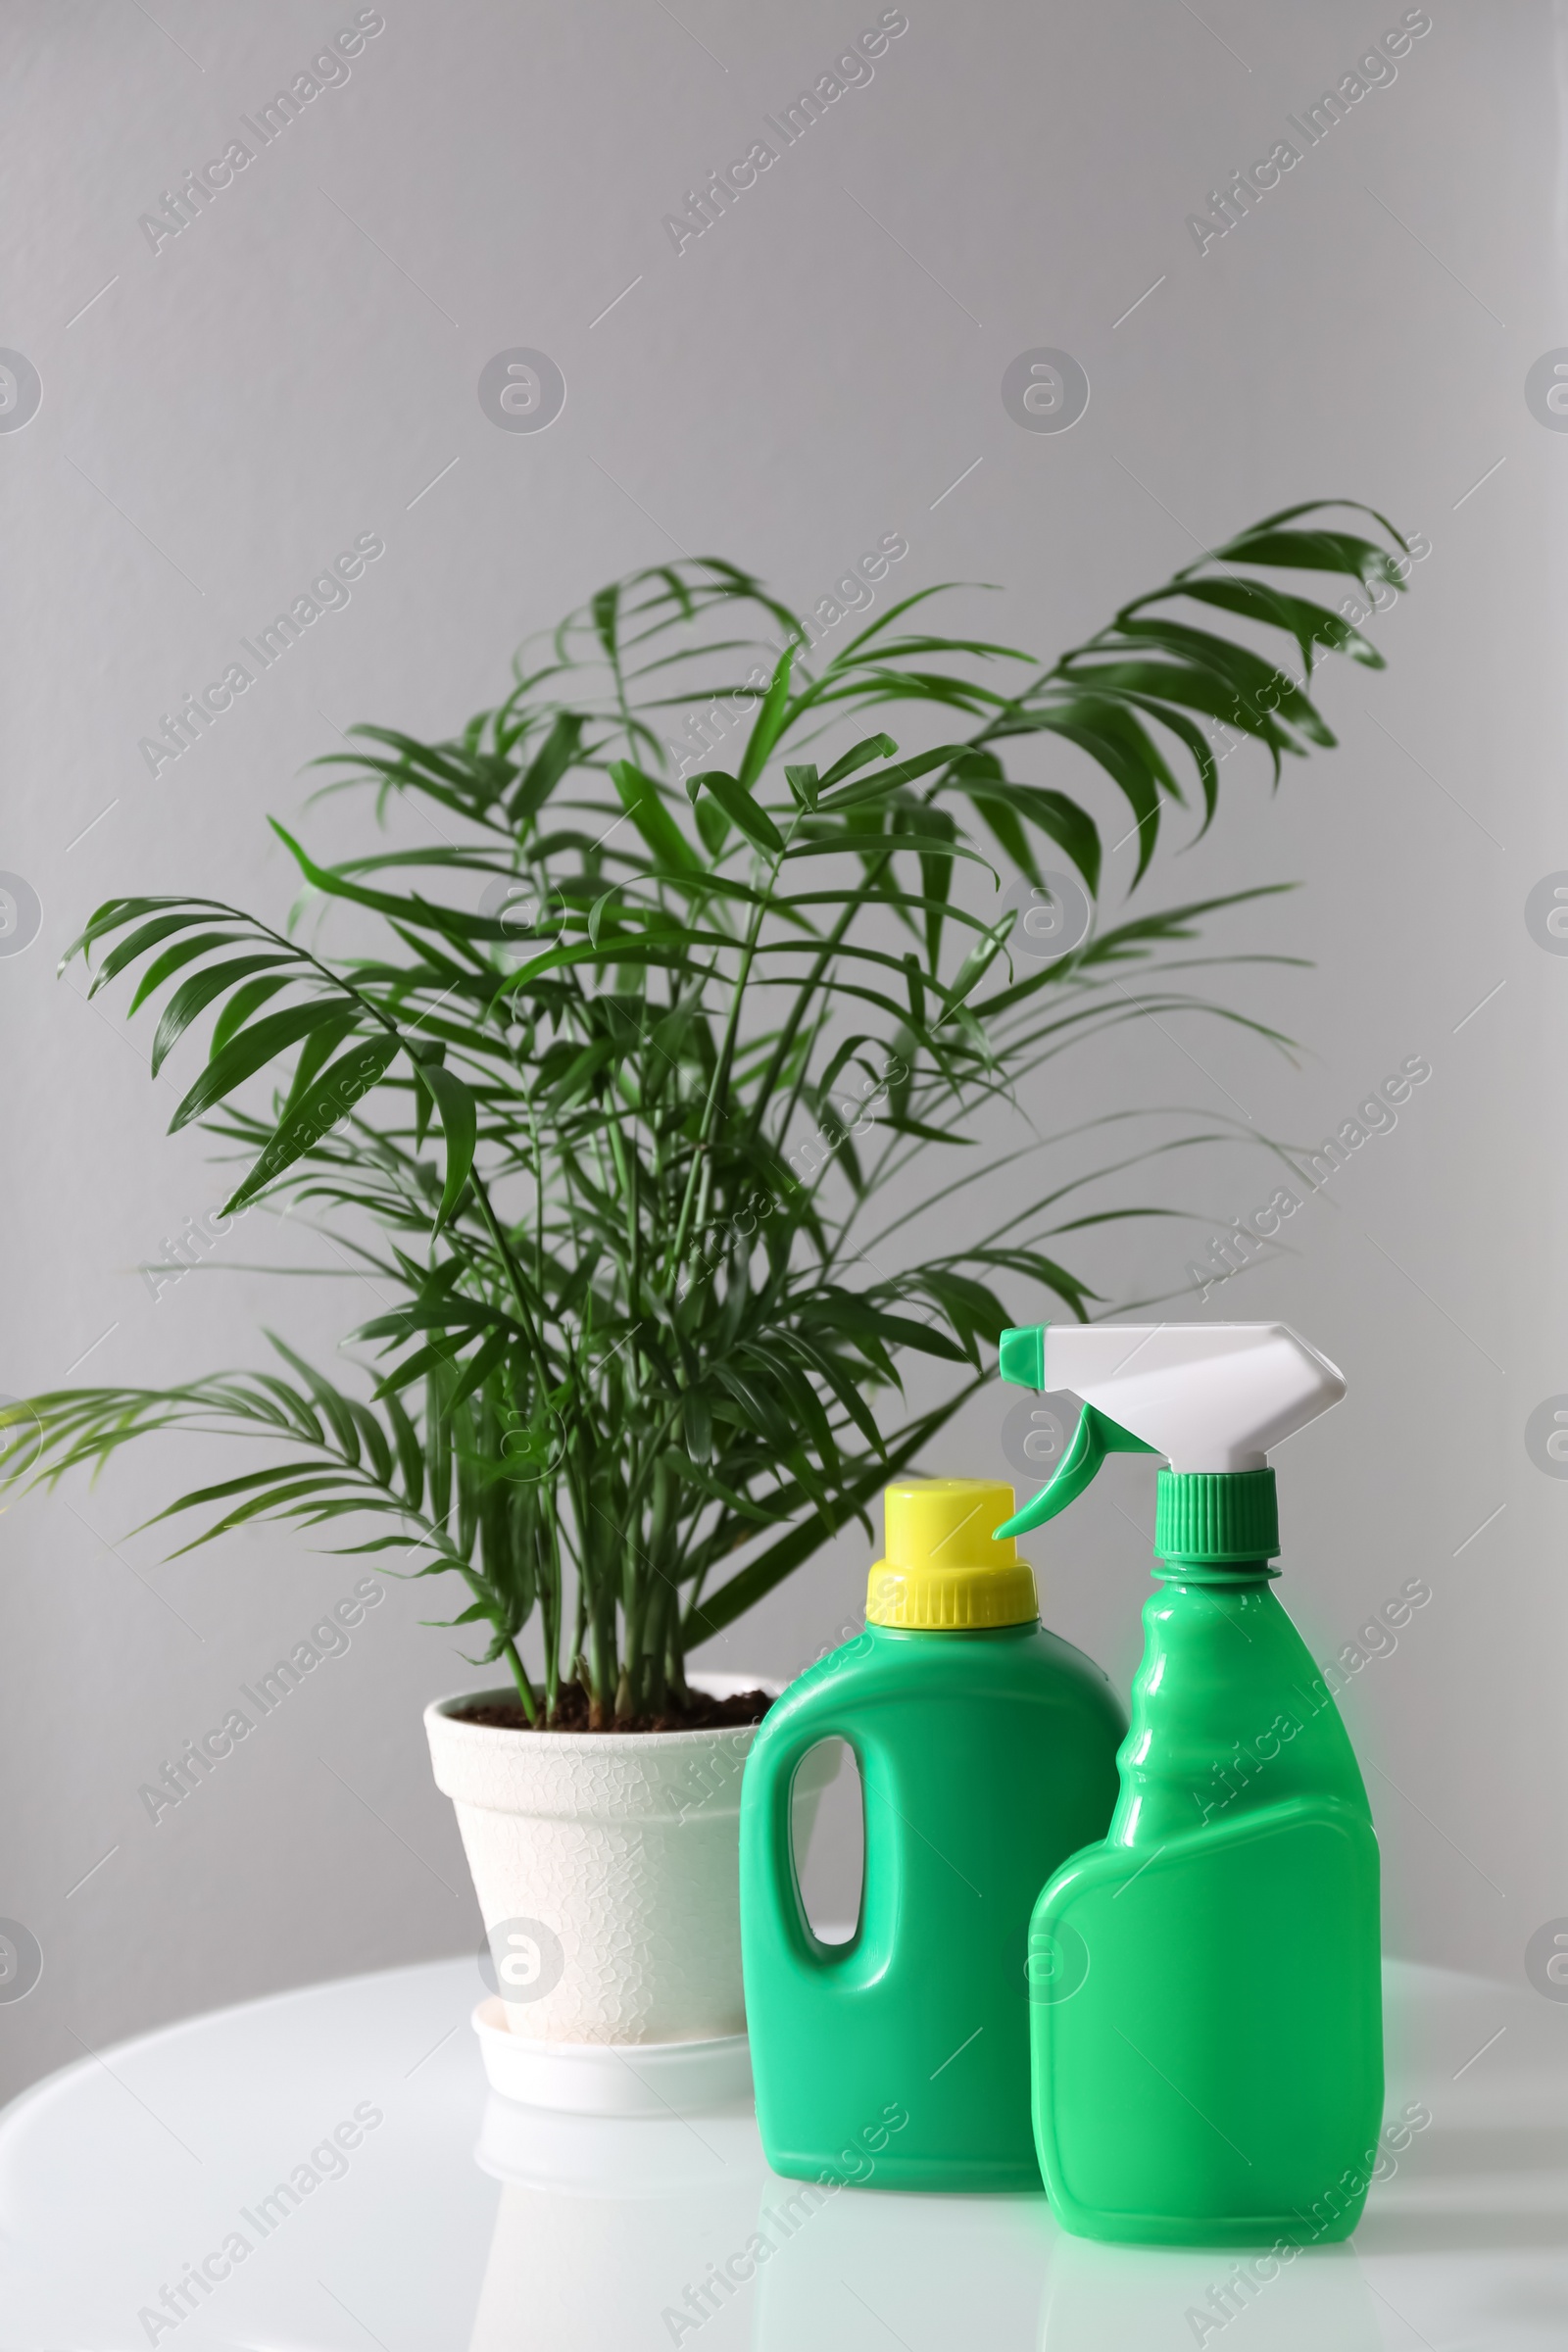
[995,1321,1384,2247]
[739,1477,1125,2192]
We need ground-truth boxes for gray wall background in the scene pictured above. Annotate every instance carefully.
[2,0,1564,2107]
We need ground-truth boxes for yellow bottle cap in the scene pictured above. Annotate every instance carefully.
[865,1478,1039,1630]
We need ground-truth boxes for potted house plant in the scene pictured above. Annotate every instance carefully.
[4,506,1408,2078]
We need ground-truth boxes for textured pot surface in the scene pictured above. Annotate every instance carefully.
[426,1673,831,2046]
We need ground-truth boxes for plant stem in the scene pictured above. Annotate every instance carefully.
[503,1637,539,1725]
[745,870,885,1144]
[540,1486,562,1720]
[467,1167,551,1382]
[590,1569,617,1729]
[643,1568,675,1713]
[667,876,774,1277]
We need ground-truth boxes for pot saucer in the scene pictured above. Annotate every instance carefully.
[471,1996,754,2116]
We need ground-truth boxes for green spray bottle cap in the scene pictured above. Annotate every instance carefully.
[992,1320,1346,1555]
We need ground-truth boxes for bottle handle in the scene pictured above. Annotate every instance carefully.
[743,1706,861,1969]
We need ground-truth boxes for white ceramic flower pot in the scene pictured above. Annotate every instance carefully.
[425,1672,834,2056]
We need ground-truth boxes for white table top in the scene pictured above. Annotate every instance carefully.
[0,1953,1563,2349]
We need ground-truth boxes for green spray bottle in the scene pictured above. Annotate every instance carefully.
[739,1477,1126,2191]
[995,1321,1383,2247]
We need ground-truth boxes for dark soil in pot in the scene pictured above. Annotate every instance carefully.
[452,1683,774,1735]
